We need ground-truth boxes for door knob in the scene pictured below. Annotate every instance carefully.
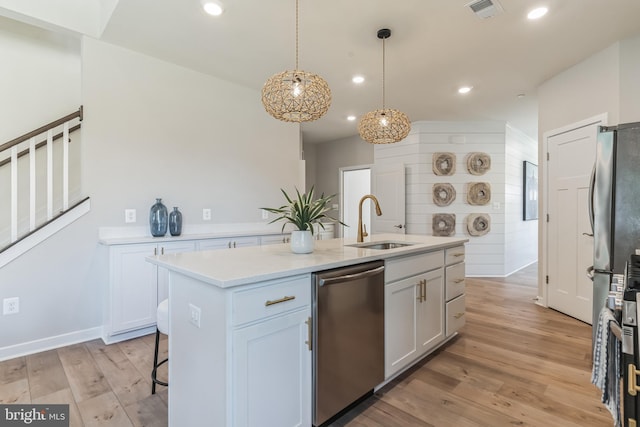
[394,224,404,229]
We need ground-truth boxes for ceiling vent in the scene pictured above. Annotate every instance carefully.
[466,0,504,19]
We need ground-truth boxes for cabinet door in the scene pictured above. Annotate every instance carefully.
[157,241,197,303]
[385,275,421,378]
[233,308,311,427]
[110,243,158,334]
[417,268,445,354]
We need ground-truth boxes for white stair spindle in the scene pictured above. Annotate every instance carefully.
[10,145,18,242]
[63,122,69,210]
[29,137,36,231]
[47,129,53,220]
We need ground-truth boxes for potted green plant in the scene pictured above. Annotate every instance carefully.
[262,186,345,253]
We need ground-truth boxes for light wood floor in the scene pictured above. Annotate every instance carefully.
[0,263,610,426]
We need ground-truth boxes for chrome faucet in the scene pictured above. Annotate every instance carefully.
[357,195,383,242]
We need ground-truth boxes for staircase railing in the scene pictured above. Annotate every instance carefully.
[0,106,83,247]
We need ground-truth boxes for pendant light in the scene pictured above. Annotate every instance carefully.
[358,29,411,144]
[261,0,331,122]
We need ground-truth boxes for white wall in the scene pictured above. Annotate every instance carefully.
[0,20,301,355]
[305,134,373,198]
[504,125,538,274]
[619,35,640,123]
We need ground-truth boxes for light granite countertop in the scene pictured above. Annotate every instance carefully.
[147,233,468,288]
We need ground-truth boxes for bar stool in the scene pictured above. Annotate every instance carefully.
[151,298,169,394]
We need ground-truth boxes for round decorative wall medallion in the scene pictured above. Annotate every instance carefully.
[433,152,456,176]
[466,213,491,236]
[432,183,456,207]
[466,182,491,205]
[432,214,456,237]
[467,152,491,175]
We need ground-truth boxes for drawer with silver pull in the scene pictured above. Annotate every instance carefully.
[232,274,311,326]
[446,262,466,301]
[445,245,465,265]
[446,294,466,337]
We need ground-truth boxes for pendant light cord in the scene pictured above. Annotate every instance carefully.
[295,0,299,70]
[381,35,386,109]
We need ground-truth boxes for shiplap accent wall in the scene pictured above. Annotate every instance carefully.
[374,120,537,277]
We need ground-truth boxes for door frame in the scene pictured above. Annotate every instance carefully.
[539,113,608,308]
[339,165,372,238]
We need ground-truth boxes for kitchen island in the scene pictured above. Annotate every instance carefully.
[147,233,468,427]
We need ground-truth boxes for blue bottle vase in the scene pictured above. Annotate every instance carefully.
[150,198,168,237]
[169,207,183,236]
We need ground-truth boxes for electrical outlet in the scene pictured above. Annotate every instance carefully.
[261,209,269,220]
[203,208,212,221]
[189,303,201,328]
[3,297,19,315]
[124,209,137,223]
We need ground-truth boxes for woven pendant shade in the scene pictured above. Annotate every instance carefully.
[262,70,331,122]
[358,108,411,144]
[261,0,331,123]
[359,29,410,144]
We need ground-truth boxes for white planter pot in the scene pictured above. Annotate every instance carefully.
[290,230,314,254]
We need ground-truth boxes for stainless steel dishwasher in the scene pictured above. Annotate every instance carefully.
[312,260,385,426]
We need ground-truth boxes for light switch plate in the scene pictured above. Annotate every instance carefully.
[189,303,201,328]
[203,208,212,221]
[124,209,136,223]
[261,209,269,220]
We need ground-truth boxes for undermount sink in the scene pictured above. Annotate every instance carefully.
[346,241,415,250]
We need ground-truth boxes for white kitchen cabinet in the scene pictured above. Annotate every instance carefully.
[197,236,259,250]
[444,245,466,337]
[384,252,445,379]
[260,233,291,245]
[168,272,312,427]
[104,240,196,343]
[233,308,311,427]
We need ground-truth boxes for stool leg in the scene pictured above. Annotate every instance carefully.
[152,328,160,394]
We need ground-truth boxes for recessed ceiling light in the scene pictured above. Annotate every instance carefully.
[347,115,357,121]
[527,7,548,20]
[458,86,473,94]
[203,1,224,16]
[352,75,365,84]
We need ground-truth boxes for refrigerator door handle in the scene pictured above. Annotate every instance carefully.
[588,162,596,234]
[586,265,594,281]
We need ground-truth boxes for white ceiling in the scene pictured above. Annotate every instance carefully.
[8,0,640,143]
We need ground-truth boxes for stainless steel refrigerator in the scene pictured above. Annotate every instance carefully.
[590,122,640,335]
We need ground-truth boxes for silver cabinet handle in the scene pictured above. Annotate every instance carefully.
[265,295,295,306]
[228,241,231,249]
[305,317,312,351]
[161,247,165,255]
[154,247,157,256]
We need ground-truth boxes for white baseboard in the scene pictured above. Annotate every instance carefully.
[101,325,156,345]
[0,326,102,362]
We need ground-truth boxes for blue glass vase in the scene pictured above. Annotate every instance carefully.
[149,198,168,237]
[169,207,183,236]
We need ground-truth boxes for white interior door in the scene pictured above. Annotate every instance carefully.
[546,122,600,324]
[340,167,371,239]
[371,163,405,234]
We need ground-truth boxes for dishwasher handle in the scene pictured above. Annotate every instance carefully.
[319,265,385,286]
